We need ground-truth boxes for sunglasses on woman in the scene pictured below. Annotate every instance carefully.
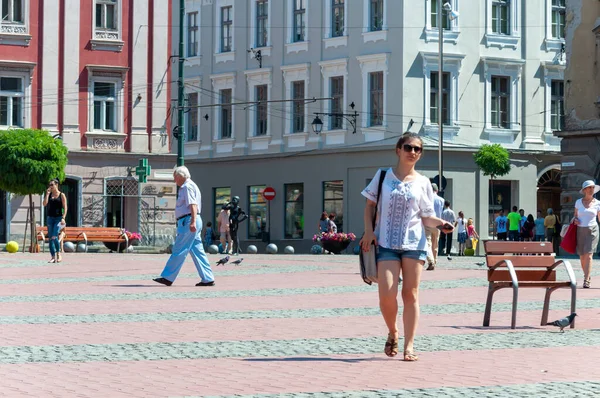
[402,144,423,154]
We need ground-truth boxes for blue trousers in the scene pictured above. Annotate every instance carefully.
[47,216,62,257]
[160,216,214,283]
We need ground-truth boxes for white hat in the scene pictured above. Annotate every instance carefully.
[579,180,600,195]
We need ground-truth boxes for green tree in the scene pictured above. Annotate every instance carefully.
[0,129,68,252]
[473,144,511,239]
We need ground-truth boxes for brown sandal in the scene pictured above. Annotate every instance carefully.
[403,350,419,362]
[384,333,399,357]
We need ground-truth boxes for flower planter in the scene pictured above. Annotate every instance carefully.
[321,240,351,254]
[130,239,141,246]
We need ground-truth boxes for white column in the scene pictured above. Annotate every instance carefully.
[62,0,81,150]
[130,0,149,153]
[151,0,171,153]
[41,0,59,134]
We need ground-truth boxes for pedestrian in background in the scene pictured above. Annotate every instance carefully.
[359,133,454,362]
[495,210,508,241]
[218,205,232,254]
[318,212,329,233]
[43,179,67,264]
[534,210,546,241]
[153,166,215,287]
[519,209,527,241]
[522,214,535,242]
[203,221,214,248]
[425,183,445,271]
[328,213,338,233]
[573,180,600,288]
[456,211,467,256]
[544,208,560,253]
[439,201,456,257]
[507,206,521,241]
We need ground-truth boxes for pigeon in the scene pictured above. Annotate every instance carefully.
[216,255,230,266]
[230,258,244,266]
[546,313,577,332]
[475,261,486,266]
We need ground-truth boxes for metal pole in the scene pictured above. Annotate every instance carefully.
[438,0,444,196]
[267,201,271,244]
[177,0,185,167]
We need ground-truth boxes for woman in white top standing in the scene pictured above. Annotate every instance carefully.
[360,133,454,362]
[573,180,600,288]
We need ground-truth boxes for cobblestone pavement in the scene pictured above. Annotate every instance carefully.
[0,252,599,397]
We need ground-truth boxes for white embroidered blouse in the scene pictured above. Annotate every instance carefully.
[361,168,435,251]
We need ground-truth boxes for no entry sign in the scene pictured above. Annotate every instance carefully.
[262,187,276,201]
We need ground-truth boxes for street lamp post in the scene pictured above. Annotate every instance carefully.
[437,2,458,196]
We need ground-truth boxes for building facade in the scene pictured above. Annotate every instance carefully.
[173,0,567,252]
[556,0,600,221]
[0,0,178,245]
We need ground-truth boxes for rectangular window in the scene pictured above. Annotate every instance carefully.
[332,0,344,37]
[256,0,268,47]
[1,0,24,23]
[220,6,232,52]
[323,180,343,232]
[256,84,268,136]
[186,92,198,141]
[284,183,304,239]
[292,81,305,133]
[550,80,564,131]
[213,187,231,229]
[491,76,510,129]
[95,0,117,30]
[187,12,198,57]
[369,71,383,126]
[492,0,510,34]
[293,0,306,42]
[0,77,23,127]
[220,88,232,139]
[551,0,565,39]
[369,0,383,31]
[430,72,450,126]
[431,0,449,30]
[93,81,116,131]
[330,76,344,130]
[248,185,267,239]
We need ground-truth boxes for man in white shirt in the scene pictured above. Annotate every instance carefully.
[153,166,215,287]
[439,200,456,257]
[425,183,445,270]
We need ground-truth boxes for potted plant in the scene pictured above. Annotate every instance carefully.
[313,232,356,254]
[129,232,142,246]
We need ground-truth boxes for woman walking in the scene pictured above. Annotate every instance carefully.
[573,180,600,288]
[456,211,467,255]
[43,179,67,263]
[360,133,453,362]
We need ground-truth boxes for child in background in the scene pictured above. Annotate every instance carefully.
[204,222,214,248]
[58,220,66,253]
[466,218,479,252]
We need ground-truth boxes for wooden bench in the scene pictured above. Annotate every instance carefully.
[36,226,129,253]
[483,241,576,329]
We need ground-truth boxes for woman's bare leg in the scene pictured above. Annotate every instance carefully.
[377,260,401,339]
[400,257,424,353]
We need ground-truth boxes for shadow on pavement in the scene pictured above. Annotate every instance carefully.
[243,357,387,363]
[438,325,540,331]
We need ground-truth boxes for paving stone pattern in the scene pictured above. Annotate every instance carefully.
[0,252,599,397]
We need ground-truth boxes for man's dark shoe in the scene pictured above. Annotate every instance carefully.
[153,277,173,286]
[195,281,215,287]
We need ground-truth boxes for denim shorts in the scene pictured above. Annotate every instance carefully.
[376,246,427,262]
